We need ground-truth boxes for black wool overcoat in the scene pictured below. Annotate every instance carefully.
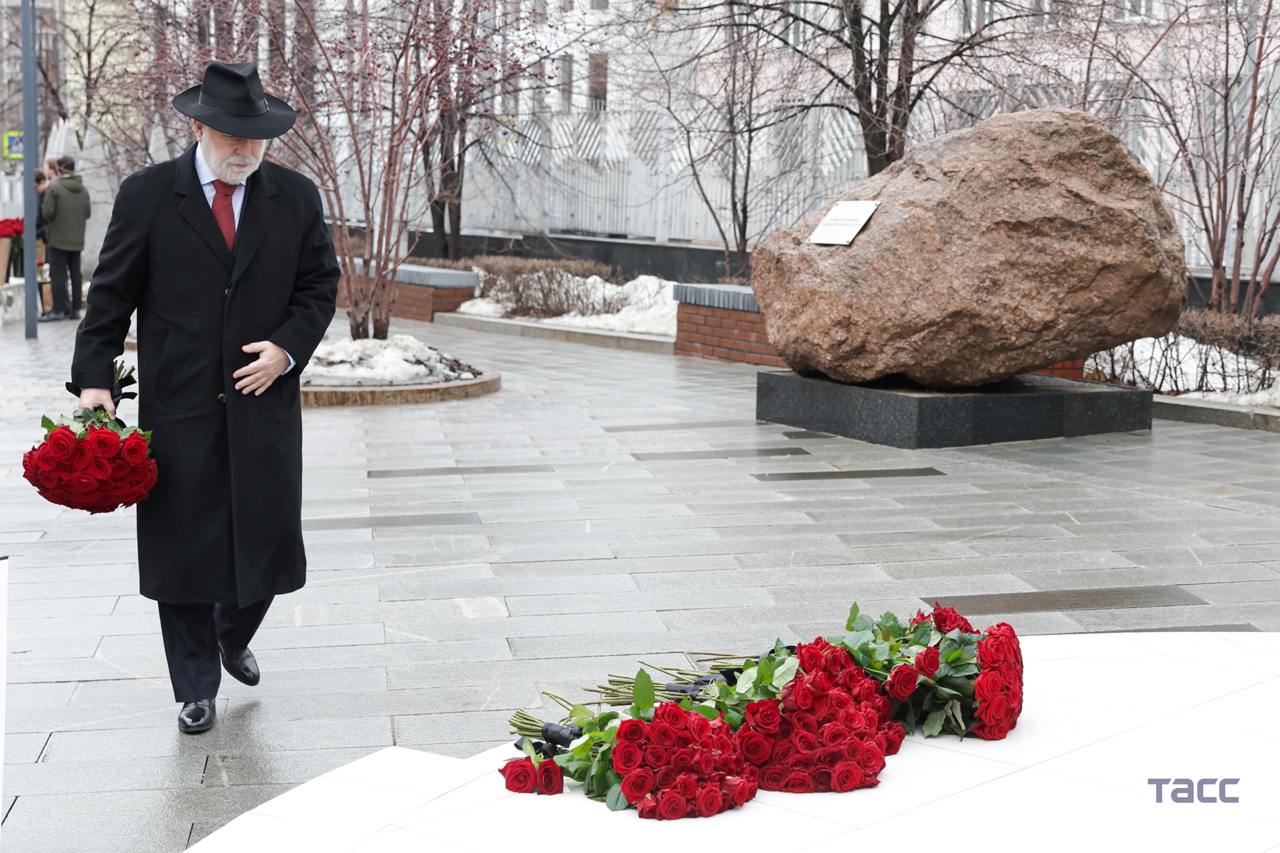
[71,142,340,606]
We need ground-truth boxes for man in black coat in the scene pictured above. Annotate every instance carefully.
[70,61,340,734]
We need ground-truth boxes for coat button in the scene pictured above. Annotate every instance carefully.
[217,392,226,403]
[224,287,230,296]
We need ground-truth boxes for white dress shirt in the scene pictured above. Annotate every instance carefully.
[193,141,295,375]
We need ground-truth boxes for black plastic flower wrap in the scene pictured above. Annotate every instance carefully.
[64,358,138,427]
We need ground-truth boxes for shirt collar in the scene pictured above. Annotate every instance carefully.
[194,141,242,188]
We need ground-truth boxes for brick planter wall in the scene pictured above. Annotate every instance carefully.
[673,283,1085,380]
[334,264,479,323]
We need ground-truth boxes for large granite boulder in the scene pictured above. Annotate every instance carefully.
[752,108,1187,388]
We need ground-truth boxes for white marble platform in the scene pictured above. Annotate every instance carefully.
[188,633,1280,853]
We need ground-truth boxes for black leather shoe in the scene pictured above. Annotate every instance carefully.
[68,310,80,319]
[218,640,260,686]
[37,310,67,322]
[178,699,216,734]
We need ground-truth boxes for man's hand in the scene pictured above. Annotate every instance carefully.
[80,388,115,418]
[234,341,289,396]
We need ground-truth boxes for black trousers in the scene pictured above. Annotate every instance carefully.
[47,247,83,314]
[157,596,274,702]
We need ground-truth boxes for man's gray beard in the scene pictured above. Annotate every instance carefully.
[207,146,266,184]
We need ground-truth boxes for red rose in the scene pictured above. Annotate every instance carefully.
[636,793,659,819]
[791,711,819,735]
[808,671,834,694]
[914,646,940,678]
[612,740,643,775]
[930,604,977,634]
[974,669,1005,701]
[831,760,865,792]
[782,771,816,793]
[692,750,715,778]
[736,728,773,766]
[856,739,885,777]
[654,702,688,730]
[823,647,855,674]
[686,712,711,742]
[724,776,753,807]
[744,699,782,734]
[616,718,648,744]
[780,679,814,711]
[657,789,689,820]
[881,722,906,755]
[498,757,536,793]
[670,748,693,773]
[643,744,669,767]
[649,721,679,747]
[43,426,78,463]
[86,427,122,458]
[621,767,657,803]
[797,643,824,673]
[695,783,723,817]
[810,767,832,791]
[819,723,850,747]
[672,772,698,799]
[759,765,789,791]
[791,729,819,753]
[656,766,678,789]
[886,665,919,701]
[536,758,564,794]
[120,432,149,465]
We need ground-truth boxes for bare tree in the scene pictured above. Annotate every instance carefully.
[626,2,806,273]
[1058,0,1280,318]
[656,0,1045,176]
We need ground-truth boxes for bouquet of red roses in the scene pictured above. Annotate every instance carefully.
[853,602,1025,741]
[23,361,157,513]
[505,684,759,819]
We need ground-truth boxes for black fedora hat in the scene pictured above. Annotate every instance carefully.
[172,60,296,139]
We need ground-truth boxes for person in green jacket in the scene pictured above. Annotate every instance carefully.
[39,155,91,321]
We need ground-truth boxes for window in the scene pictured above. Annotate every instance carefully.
[530,59,547,114]
[1113,0,1154,18]
[559,55,574,112]
[964,0,997,33]
[588,53,608,111]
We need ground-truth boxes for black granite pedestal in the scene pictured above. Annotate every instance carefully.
[756,370,1153,449]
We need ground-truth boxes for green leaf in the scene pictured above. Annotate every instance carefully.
[734,665,759,694]
[570,704,594,729]
[692,702,720,721]
[40,414,55,432]
[922,708,946,737]
[844,602,861,632]
[519,737,537,760]
[632,670,654,713]
[771,656,799,690]
[605,782,630,811]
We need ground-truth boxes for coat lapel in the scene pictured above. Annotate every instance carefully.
[175,143,234,272]
[228,164,277,289]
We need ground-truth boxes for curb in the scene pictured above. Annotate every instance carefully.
[301,370,500,407]
[1152,394,1280,433]
[432,312,675,354]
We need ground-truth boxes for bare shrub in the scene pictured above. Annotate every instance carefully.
[1087,309,1278,395]
[427,256,623,317]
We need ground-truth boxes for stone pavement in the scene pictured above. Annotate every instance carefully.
[3,312,1280,851]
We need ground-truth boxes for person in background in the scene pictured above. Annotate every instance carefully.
[34,169,50,311]
[40,155,91,322]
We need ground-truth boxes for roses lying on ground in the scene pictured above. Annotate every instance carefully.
[499,755,565,795]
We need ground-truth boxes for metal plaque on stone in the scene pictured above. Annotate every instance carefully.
[807,200,879,245]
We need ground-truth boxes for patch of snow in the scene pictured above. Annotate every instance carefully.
[1180,387,1280,409]
[456,273,678,337]
[457,297,508,318]
[304,334,480,387]
[1087,333,1277,409]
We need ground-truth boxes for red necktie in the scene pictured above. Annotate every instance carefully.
[211,179,237,250]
